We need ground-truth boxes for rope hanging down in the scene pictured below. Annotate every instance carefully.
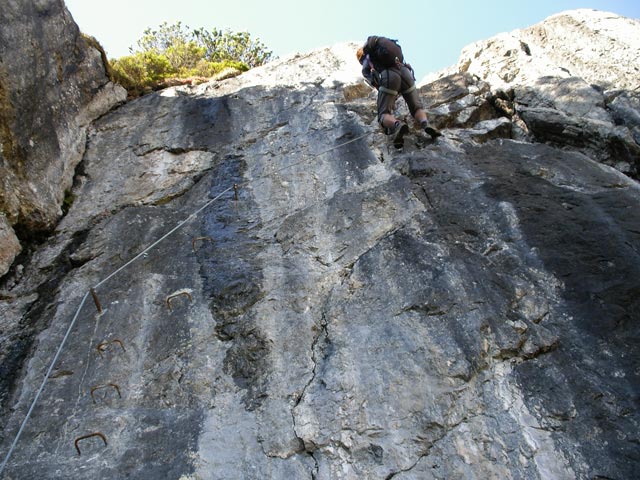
[0,129,373,474]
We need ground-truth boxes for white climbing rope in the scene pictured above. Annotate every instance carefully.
[0,293,89,474]
[0,129,373,474]
[94,185,235,290]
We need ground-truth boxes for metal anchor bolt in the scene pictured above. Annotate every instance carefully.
[166,291,193,311]
[90,288,103,313]
[191,236,214,252]
[96,339,126,358]
[74,432,108,455]
[90,383,122,404]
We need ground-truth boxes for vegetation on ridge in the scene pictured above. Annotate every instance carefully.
[108,22,274,97]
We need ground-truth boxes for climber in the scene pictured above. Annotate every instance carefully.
[357,36,441,147]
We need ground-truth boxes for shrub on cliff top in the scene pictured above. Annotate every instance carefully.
[110,22,272,97]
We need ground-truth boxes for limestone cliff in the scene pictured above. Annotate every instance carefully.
[446,9,640,91]
[423,9,640,179]
[0,0,126,276]
[0,6,639,480]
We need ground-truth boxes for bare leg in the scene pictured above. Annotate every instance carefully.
[380,113,398,129]
[382,107,426,129]
[413,108,427,124]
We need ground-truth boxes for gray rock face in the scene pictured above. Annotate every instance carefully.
[1,10,639,480]
[423,9,640,179]
[447,9,640,92]
[0,0,126,273]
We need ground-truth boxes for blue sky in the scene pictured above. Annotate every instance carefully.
[65,0,639,77]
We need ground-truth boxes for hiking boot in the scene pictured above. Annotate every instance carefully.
[393,123,409,149]
[421,121,442,139]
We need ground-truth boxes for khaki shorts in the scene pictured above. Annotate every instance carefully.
[377,65,423,124]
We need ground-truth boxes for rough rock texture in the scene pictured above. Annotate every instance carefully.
[1,9,639,480]
[423,9,640,179]
[0,0,126,274]
[439,9,640,91]
[0,215,21,278]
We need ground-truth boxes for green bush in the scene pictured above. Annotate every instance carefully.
[193,28,272,68]
[108,22,273,96]
[191,59,249,78]
[110,51,173,95]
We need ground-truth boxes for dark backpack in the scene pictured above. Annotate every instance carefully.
[372,37,404,69]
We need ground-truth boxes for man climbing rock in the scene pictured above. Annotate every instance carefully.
[357,36,441,148]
